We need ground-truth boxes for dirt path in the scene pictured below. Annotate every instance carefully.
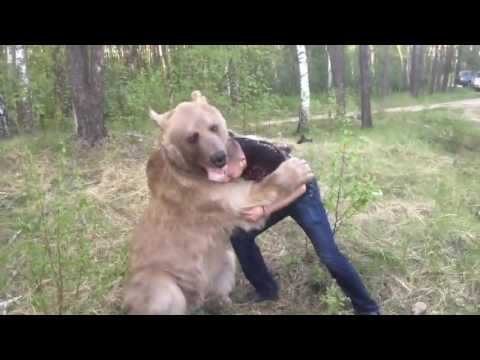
[252,97,480,127]
[383,97,480,124]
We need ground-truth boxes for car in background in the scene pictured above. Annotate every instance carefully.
[472,72,480,91]
[456,70,476,87]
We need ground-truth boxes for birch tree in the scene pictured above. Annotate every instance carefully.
[326,47,333,89]
[395,45,407,91]
[296,45,310,133]
[14,45,34,131]
[3,46,17,135]
[0,95,9,138]
[160,45,173,106]
[454,45,464,84]
[227,58,240,106]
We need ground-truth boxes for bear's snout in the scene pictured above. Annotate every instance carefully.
[209,151,227,168]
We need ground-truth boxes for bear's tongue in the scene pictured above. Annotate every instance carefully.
[206,165,229,183]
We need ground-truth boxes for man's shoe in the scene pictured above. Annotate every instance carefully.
[238,290,279,304]
[252,292,279,303]
[355,311,381,315]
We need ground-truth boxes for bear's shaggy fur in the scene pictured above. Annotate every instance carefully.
[123,91,313,314]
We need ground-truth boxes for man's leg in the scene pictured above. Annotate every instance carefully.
[231,207,291,300]
[290,180,380,314]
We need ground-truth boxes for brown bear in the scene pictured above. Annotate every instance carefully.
[123,91,314,314]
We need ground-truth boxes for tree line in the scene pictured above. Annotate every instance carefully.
[1,45,479,145]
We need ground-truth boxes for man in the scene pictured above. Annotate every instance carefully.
[223,133,380,315]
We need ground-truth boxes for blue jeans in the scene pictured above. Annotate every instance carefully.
[230,180,379,314]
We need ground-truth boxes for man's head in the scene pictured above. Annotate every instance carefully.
[150,91,231,182]
[225,137,247,181]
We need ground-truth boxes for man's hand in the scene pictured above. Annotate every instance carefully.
[241,206,267,223]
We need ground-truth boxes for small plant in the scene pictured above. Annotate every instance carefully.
[309,262,331,294]
[322,284,349,315]
[285,254,303,269]
[324,119,382,234]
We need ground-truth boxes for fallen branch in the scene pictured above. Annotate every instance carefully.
[7,230,22,245]
[0,296,22,315]
[125,132,146,142]
[391,275,412,293]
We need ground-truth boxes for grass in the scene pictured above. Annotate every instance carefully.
[236,107,480,315]
[0,131,154,314]
[1,99,480,314]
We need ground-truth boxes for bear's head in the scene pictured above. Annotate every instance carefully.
[149,91,231,182]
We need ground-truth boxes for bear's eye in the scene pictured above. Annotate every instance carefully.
[186,132,199,144]
[209,124,218,133]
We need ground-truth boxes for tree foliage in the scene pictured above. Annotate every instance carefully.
[1,45,479,138]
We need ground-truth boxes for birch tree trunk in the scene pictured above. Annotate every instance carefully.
[227,58,240,106]
[161,45,173,106]
[4,46,17,134]
[327,47,333,89]
[0,95,9,138]
[1,50,7,137]
[395,45,406,91]
[454,45,463,85]
[296,45,310,133]
[14,45,34,131]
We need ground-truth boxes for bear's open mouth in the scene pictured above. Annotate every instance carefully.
[204,165,229,183]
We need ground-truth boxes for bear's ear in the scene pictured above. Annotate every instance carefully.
[227,129,239,138]
[149,108,172,129]
[191,90,208,104]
